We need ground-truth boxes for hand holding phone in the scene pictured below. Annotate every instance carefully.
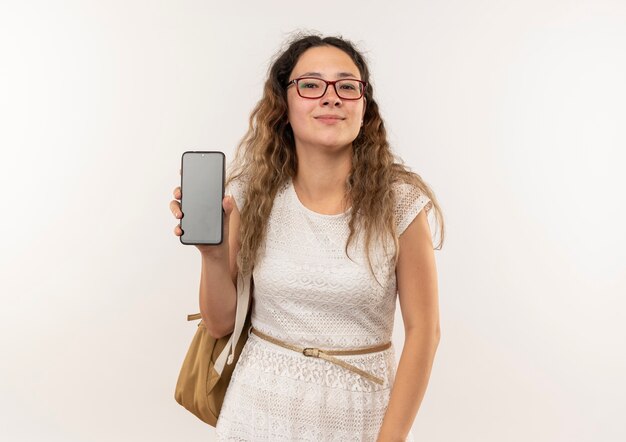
[171,186,235,259]
[177,151,225,246]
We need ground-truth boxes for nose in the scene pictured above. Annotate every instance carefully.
[320,83,342,106]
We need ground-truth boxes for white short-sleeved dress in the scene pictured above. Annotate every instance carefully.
[215,178,432,442]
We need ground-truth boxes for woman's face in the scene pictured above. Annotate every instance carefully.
[286,45,366,154]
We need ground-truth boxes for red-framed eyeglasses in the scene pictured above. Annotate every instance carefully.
[287,77,367,100]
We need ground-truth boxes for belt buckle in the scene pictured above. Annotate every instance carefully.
[303,348,320,358]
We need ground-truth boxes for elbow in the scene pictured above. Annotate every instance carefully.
[201,313,235,340]
[205,326,228,340]
[405,325,441,346]
[429,326,441,355]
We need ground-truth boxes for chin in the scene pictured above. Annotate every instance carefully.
[316,139,355,151]
[294,132,359,152]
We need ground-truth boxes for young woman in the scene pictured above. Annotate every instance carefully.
[170,34,444,442]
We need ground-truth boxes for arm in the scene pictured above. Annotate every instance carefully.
[198,196,242,338]
[377,209,441,442]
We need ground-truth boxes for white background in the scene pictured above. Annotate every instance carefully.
[1,1,625,441]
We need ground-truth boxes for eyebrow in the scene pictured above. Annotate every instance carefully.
[299,71,359,79]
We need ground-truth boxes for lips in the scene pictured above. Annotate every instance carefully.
[314,114,345,122]
[313,114,345,124]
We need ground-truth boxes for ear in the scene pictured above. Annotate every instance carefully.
[362,97,367,119]
[361,97,367,125]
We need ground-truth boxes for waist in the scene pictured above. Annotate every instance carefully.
[248,326,392,385]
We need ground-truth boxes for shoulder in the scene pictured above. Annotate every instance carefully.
[392,180,433,236]
[225,175,248,210]
[225,175,291,210]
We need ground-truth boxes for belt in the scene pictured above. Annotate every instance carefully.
[249,326,392,385]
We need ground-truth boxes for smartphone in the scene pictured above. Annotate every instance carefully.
[179,151,225,245]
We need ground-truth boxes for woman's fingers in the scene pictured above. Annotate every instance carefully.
[172,191,231,241]
[170,199,182,218]
[172,184,182,237]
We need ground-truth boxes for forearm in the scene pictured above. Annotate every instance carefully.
[377,329,440,441]
[198,252,237,338]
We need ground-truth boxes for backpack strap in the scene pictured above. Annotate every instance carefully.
[213,271,252,374]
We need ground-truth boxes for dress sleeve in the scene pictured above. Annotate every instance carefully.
[225,178,246,209]
[394,182,433,235]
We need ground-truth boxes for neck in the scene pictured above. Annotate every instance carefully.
[292,145,352,214]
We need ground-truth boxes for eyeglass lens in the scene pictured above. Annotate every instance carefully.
[296,78,363,99]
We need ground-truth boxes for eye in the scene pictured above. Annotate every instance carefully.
[340,83,357,90]
[299,80,320,89]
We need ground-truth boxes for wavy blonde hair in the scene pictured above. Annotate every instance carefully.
[227,33,445,276]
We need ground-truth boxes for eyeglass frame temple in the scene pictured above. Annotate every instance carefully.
[286,77,367,100]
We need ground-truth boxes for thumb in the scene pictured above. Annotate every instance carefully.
[222,195,234,239]
[223,195,235,216]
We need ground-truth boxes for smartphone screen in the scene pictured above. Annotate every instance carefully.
[179,151,225,245]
